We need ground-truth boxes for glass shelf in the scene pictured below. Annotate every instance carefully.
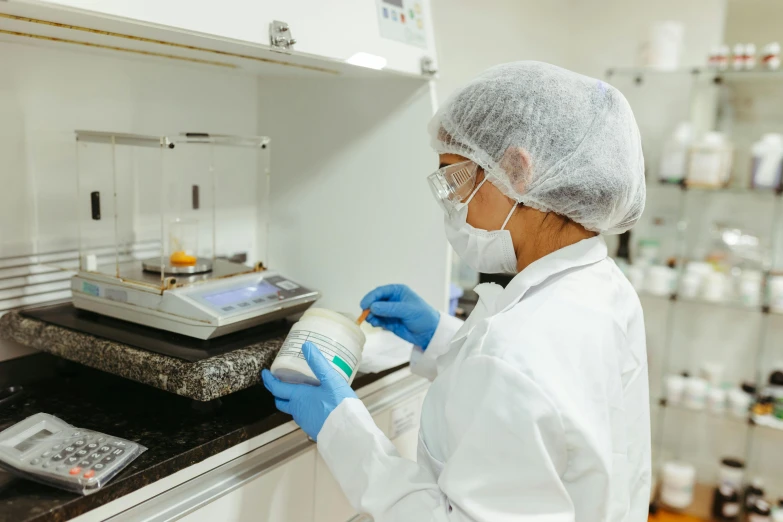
[649,182,781,197]
[635,290,766,314]
[607,66,783,82]
[659,399,783,435]
[658,398,751,426]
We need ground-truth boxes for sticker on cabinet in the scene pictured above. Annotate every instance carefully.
[390,398,421,439]
[376,0,428,49]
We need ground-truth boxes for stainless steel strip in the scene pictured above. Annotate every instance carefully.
[75,130,172,148]
[177,133,270,148]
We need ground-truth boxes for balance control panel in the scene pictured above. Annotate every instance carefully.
[194,275,314,316]
[376,0,428,49]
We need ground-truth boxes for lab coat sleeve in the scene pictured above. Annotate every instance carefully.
[409,312,463,381]
[317,354,575,522]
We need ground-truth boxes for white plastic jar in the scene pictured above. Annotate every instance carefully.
[660,461,696,510]
[271,308,365,385]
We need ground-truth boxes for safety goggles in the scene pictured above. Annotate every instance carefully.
[427,160,480,218]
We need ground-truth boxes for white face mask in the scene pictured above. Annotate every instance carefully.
[444,178,519,275]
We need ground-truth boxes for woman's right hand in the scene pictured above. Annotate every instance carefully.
[360,284,440,349]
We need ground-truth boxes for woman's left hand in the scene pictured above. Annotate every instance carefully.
[262,341,358,441]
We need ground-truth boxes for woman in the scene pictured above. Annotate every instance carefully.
[262,61,651,521]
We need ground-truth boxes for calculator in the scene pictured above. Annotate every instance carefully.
[0,413,146,494]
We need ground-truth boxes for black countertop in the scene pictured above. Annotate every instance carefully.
[0,353,406,522]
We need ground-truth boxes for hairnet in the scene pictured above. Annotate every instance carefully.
[429,61,645,234]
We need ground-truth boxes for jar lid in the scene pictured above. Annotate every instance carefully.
[721,457,745,469]
[770,370,783,386]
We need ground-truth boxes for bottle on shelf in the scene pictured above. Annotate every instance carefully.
[686,132,734,188]
[762,43,781,71]
[660,461,696,510]
[733,44,746,70]
[713,484,741,521]
[750,499,772,522]
[750,134,783,191]
[659,122,694,184]
[746,44,758,70]
[745,478,766,516]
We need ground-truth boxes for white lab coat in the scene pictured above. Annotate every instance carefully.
[318,236,651,521]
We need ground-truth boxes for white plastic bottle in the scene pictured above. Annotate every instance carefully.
[734,44,747,71]
[762,42,781,70]
[659,122,694,184]
[717,45,731,71]
[746,43,758,70]
[751,134,783,190]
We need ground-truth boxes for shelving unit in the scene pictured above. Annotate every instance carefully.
[608,66,783,511]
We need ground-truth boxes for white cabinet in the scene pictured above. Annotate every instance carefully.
[33,0,438,75]
[179,447,316,522]
[313,391,427,522]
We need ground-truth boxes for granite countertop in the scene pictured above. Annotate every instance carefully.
[0,353,407,522]
[0,311,284,402]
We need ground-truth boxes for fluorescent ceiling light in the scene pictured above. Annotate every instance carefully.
[346,52,387,70]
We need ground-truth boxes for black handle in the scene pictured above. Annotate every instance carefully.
[90,191,101,220]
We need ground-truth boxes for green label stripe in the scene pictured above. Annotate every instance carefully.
[331,356,353,377]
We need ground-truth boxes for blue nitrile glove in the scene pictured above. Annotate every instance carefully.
[261,341,357,441]
[360,284,440,349]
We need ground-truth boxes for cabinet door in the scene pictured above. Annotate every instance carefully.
[180,447,316,522]
[314,392,426,522]
[36,0,437,76]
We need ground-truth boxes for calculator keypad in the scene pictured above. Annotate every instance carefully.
[22,429,138,483]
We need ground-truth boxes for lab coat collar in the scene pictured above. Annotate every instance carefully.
[492,236,608,314]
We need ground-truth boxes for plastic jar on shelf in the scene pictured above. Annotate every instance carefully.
[751,134,783,191]
[684,377,709,410]
[661,461,696,510]
[666,374,687,406]
[728,388,752,418]
[738,270,763,307]
[646,265,676,296]
[659,122,694,184]
[686,132,734,188]
[703,271,729,302]
[718,458,745,490]
[708,387,727,414]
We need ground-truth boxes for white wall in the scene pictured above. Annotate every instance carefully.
[259,75,449,316]
[431,0,574,104]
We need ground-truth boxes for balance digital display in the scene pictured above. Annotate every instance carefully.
[203,281,279,307]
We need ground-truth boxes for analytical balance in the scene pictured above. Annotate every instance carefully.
[64,131,319,341]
